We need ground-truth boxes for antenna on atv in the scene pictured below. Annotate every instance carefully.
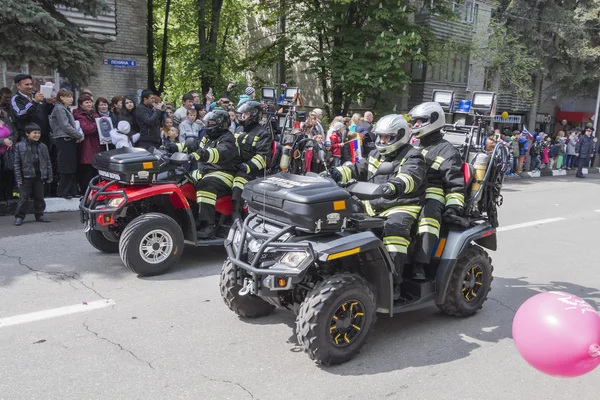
[261,158,268,233]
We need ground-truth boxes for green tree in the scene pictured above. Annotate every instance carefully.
[151,0,247,103]
[251,0,454,117]
[0,0,111,84]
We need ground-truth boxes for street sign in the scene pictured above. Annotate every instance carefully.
[102,59,138,68]
[457,100,471,113]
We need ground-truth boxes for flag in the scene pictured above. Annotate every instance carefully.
[349,138,362,162]
[522,125,533,139]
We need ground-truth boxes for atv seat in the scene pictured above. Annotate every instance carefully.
[216,196,233,216]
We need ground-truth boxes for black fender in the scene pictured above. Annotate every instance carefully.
[174,208,197,242]
[311,231,394,315]
[435,223,496,305]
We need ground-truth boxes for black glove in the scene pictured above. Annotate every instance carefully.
[329,167,342,182]
[164,143,179,154]
[378,183,396,198]
[189,148,205,161]
[237,163,250,173]
[443,205,463,219]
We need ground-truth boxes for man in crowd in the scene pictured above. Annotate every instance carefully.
[358,111,375,155]
[312,108,325,136]
[173,92,196,126]
[9,74,49,140]
[237,87,256,107]
[135,90,164,150]
[575,126,595,178]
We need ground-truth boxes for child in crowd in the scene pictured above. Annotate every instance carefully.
[327,122,343,166]
[164,127,180,145]
[109,121,140,149]
[13,123,52,226]
[556,137,566,169]
[541,135,551,169]
[179,108,202,143]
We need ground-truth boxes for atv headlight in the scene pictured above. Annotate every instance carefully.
[279,251,308,268]
[107,198,124,208]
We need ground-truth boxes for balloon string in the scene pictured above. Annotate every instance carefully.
[589,344,600,358]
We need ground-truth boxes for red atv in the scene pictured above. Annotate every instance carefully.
[80,147,241,276]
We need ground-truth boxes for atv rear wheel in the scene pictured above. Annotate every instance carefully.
[438,244,493,317]
[219,260,275,318]
[296,273,376,365]
[119,213,184,277]
[86,230,119,254]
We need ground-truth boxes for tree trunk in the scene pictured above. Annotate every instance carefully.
[332,87,343,116]
[158,0,171,94]
[278,0,286,86]
[318,32,329,115]
[527,74,542,132]
[147,0,156,92]
[197,0,207,94]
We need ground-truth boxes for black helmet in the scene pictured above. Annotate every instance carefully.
[203,110,230,139]
[236,101,262,128]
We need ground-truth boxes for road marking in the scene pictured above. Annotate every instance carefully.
[594,210,600,213]
[0,299,115,328]
[497,218,566,232]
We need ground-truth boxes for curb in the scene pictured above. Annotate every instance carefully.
[516,167,600,179]
[0,197,80,216]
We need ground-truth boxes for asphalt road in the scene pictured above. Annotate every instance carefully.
[1,176,599,400]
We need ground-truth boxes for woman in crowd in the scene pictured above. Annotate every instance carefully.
[349,113,362,132]
[49,90,83,199]
[0,104,15,200]
[95,97,115,145]
[110,96,123,127]
[119,96,139,135]
[73,94,101,193]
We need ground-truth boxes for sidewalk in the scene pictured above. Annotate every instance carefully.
[0,197,81,216]
[515,167,600,179]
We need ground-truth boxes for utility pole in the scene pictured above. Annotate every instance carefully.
[594,81,600,137]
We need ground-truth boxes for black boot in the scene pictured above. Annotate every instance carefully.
[412,263,427,281]
[197,224,216,239]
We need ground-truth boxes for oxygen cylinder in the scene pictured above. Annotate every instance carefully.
[470,152,490,195]
[280,146,292,171]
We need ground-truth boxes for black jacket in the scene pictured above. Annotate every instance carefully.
[10,93,43,139]
[338,145,427,211]
[135,103,162,147]
[576,134,595,159]
[13,139,53,182]
[235,122,273,176]
[191,130,239,175]
[419,132,465,208]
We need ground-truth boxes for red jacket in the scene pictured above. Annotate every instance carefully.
[329,131,341,158]
[73,108,101,165]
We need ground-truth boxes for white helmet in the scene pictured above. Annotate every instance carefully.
[408,102,446,139]
[373,114,411,156]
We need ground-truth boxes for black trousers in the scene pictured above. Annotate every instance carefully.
[232,171,255,214]
[15,177,45,219]
[414,196,446,265]
[576,157,589,177]
[378,205,421,283]
[195,172,234,226]
[58,173,78,197]
[77,164,97,195]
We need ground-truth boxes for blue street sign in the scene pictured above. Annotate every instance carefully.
[457,99,472,113]
[102,59,138,68]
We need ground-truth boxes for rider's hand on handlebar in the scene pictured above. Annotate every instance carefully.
[443,205,464,219]
[329,167,342,182]
[379,183,396,198]
[237,163,250,173]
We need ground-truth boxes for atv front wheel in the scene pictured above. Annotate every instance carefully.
[296,273,376,365]
[219,260,275,318]
[438,244,494,317]
[119,213,184,276]
[86,230,119,254]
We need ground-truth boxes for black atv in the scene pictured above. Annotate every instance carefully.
[220,139,508,365]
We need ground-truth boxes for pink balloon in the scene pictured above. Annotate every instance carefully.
[513,291,600,377]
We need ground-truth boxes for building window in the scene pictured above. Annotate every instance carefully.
[412,61,425,81]
[1,61,57,89]
[426,51,470,85]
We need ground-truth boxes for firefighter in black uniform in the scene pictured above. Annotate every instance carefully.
[189,110,239,238]
[331,114,427,300]
[232,101,273,218]
[408,102,465,280]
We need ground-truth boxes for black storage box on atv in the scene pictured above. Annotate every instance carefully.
[242,173,353,233]
[92,147,160,185]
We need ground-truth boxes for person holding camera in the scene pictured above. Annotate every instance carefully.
[10,74,52,141]
[135,90,164,150]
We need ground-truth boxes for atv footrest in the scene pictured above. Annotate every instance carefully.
[349,214,385,230]
[402,279,436,299]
